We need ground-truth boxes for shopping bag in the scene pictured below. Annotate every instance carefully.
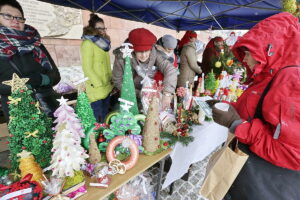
[199,135,248,200]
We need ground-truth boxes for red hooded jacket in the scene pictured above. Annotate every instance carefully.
[231,12,300,170]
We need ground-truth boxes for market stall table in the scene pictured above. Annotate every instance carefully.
[77,148,172,200]
[162,121,228,189]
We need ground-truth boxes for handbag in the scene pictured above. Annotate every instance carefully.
[199,134,248,200]
[9,60,61,118]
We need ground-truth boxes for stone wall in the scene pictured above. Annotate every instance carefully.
[42,10,184,68]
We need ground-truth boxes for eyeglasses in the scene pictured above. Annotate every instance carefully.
[95,27,107,31]
[0,13,26,23]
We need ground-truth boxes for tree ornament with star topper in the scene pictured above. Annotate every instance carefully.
[3,75,54,172]
[18,150,45,186]
[120,43,139,115]
[99,98,144,152]
[48,97,89,178]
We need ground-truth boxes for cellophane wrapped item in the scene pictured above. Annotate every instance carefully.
[114,173,155,200]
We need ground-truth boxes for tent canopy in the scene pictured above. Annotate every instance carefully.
[38,0,282,31]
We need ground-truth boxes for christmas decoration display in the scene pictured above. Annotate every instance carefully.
[142,94,160,153]
[0,174,43,200]
[204,70,217,94]
[106,136,139,170]
[88,132,102,164]
[41,177,70,200]
[211,44,245,76]
[82,123,108,150]
[75,91,97,134]
[99,99,143,152]
[62,181,87,199]
[120,43,139,115]
[282,0,300,17]
[48,97,88,178]
[3,73,54,172]
[18,151,44,186]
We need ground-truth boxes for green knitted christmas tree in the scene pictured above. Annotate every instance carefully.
[3,73,53,172]
[75,91,96,133]
[120,43,139,115]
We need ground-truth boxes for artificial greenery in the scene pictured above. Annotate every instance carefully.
[282,0,300,18]
[7,89,53,172]
[160,132,194,147]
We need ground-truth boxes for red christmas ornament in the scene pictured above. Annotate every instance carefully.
[30,101,35,104]
[32,117,35,120]
[5,141,9,144]
[99,137,106,143]
[20,89,24,93]
[22,146,26,150]
[180,132,186,137]
[163,142,169,146]
[6,101,10,104]
[43,140,47,144]
[9,134,13,137]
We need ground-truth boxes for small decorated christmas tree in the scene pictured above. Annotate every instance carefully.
[142,94,160,153]
[18,150,44,186]
[49,97,88,178]
[3,73,54,172]
[205,70,217,93]
[75,91,96,134]
[120,43,139,115]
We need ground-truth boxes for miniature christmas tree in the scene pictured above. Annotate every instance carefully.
[100,99,142,152]
[75,91,96,134]
[49,97,88,178]
[142,95,160,153]
[205,70,217,92]
[120,43,139,115]
[18,150,44,186]
[88,132,101,164]
[3,73,54,172]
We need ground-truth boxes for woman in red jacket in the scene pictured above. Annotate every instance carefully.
[211,12,300,200]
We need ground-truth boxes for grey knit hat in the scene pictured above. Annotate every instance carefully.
[162,34,178,49]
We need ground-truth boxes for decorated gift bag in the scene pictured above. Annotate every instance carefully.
[199,135,248,200]
[0,174,43,200]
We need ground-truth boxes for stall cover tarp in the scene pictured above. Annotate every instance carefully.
[37,0,282,31]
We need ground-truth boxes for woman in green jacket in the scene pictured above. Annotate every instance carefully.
[80,14,113,122]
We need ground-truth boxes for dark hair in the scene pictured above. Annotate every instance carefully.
[0,0,24,17]
[88,13,104,29]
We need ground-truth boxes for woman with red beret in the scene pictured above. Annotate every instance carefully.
[112,28,178,110]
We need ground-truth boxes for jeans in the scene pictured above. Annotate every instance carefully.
[91,95,111,123]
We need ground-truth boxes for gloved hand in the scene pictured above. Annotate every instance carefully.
[212,104,241,128]
[206,99,220,107]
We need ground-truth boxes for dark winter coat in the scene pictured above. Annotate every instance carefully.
[226,12,300,200]
[0,45,61,121]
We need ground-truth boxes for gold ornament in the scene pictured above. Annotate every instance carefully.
[35,101,41,114]
[8,96,22,105]
[215,61,222,68]
[2,73,29,92]
[24,130,39,138]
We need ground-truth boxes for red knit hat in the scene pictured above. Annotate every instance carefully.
[128,28,157,51]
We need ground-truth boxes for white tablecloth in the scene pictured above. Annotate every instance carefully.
[162,122,228,189]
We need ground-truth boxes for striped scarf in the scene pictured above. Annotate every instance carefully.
[0,25,52,69]
[81,35,111,52]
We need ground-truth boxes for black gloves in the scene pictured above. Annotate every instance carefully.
[212,104,241,132]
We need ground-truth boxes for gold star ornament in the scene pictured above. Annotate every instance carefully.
[2,73,29,92]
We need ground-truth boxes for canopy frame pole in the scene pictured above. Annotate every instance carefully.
[65,0,91,11]
[149,1,201,24]
[95,0,112,13]
[147,9,177,30]
[203,1,223,29]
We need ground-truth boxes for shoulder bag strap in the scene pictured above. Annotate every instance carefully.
[253,66,300,121]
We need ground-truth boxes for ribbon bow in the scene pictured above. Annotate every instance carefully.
[8,96,21,105]
[24,130,39,138]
